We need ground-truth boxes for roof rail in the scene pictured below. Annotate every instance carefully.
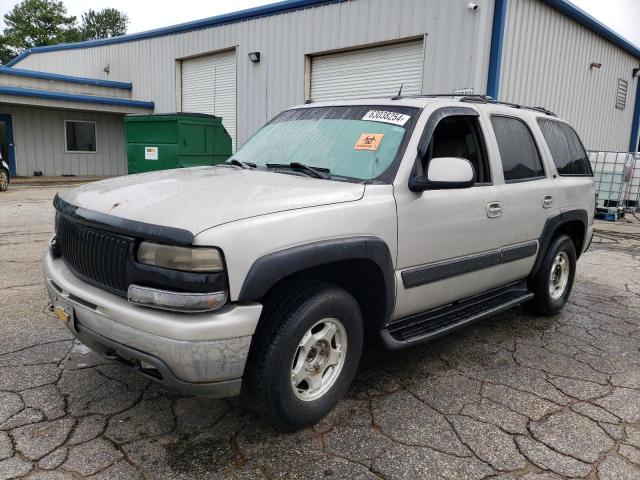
[458,95,557,117]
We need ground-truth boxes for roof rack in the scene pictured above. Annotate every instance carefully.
[458,95,557,117]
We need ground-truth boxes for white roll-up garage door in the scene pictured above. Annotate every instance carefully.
[310,40,424,102]
[182,50,237,151]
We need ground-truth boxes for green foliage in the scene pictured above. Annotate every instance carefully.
[2,0,78,56]
[0,0,128,64]
[80,8,129,39]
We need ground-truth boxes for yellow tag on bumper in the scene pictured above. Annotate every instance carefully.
[54,305,70,322]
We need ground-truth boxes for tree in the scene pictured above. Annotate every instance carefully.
[0,36,13,65]
[80,8,128,40]
[1,0,79,62]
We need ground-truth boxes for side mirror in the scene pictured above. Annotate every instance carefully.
[409,157,475,192]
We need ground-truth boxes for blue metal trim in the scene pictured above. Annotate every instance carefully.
[630,80,640,152]
[0,86,154,109]
[4,0,343,67]
[540,0,640,60]
[487,0,508,99]
[0,66,132,90]
[0,113,16,176]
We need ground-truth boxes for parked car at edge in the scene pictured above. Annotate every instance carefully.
[0,152,9,191]
[44,96,595,428]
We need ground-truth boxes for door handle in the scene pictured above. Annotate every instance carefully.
[486,201,502,218]
[542,195,554,209]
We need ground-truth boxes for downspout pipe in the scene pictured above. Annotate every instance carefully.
[487,0,508,99]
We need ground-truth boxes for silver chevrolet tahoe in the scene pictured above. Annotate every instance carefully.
[44,96,595,428]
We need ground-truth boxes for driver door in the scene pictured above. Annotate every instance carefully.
[393,108,521,319]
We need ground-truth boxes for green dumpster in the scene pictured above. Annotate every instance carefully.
[124,113,232,174]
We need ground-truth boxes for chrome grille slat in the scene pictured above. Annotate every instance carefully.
[55,214,132,295]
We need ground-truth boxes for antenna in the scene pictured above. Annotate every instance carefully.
[391,83,404,100]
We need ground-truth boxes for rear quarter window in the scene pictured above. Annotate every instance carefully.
[537,119,593,176]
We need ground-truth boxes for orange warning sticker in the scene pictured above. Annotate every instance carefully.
[354,133,384,151]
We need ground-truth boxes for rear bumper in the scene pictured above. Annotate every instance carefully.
[44,251,263,397]
[583,226,594,254]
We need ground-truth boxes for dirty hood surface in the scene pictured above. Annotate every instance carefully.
[59,166,365,234]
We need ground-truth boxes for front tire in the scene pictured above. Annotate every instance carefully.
[527,235,576,315]
[243,279,363,429]
[0,169,8,191]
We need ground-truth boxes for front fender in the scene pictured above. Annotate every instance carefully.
[237,236,396,323]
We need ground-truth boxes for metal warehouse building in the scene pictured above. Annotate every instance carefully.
[0,0,638,177]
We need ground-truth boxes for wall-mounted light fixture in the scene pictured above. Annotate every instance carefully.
[468,3,479,10]
[633,67,640,78]
[103,64,110,74]
[248,52,261,63]
[589,62,602,70]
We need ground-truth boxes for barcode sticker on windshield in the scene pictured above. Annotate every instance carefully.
[362,110,410,126]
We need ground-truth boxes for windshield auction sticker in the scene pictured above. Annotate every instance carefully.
[362,110,410,126]
[354,133,384,151]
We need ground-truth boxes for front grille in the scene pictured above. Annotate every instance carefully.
[55,214,132,295]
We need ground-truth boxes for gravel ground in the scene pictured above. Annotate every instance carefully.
[1,184,640,480]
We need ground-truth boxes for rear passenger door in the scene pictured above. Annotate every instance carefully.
[486,114,554,278]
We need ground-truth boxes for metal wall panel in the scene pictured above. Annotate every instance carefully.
[181,50,237,150]
[13,0,494,149]
[0,105,125,176]
[0,75,131,98]
[310,39,424,101]
[500,0,639,151]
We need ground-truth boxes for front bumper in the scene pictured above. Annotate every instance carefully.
[44,251,262,397]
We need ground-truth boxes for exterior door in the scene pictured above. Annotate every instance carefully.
[486,113,554,261]
[309,39,424,102]
[0,113,15,176]
[181,50,237,151]
[393,110,529,320]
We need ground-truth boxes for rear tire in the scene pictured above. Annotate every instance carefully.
[526,235,576,315]
[0,169,8,191]
[243,279,363,429]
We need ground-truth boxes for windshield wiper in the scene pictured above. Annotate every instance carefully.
[226,159,256,169]
[265,162,330,179]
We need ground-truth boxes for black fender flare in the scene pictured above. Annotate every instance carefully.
[531,209,588,278]
[237,236,395,323]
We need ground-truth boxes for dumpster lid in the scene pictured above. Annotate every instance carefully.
[125,112,221,119]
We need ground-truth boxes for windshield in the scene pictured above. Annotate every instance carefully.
[233,105,419,182]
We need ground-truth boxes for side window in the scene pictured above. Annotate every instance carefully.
[423,116,491,184]
[490,116,545,182]
[537,119,593,176]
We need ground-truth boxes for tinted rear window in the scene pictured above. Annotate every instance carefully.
[491,116,545,182]
[537,119,593,176]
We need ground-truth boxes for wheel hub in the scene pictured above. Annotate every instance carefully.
[290,318,347,402]
[549,251,570,300]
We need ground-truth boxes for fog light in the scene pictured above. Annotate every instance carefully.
[127,285,228,313]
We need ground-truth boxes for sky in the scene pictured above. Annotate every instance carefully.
[0,0,638,49]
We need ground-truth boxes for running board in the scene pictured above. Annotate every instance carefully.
[381,281,534,350]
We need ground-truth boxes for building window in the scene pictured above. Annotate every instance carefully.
[616,78,628,110]
[491,116,545,182]
[65,121,96,152]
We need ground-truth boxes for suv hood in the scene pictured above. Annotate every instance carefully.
[59,166,365,234]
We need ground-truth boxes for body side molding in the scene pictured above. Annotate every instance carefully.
[401,240,539,289]
[237,236,395,321]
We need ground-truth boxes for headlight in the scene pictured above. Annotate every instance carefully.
[137,242,224,272]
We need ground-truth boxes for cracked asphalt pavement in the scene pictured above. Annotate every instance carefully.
[2,185,640,479]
